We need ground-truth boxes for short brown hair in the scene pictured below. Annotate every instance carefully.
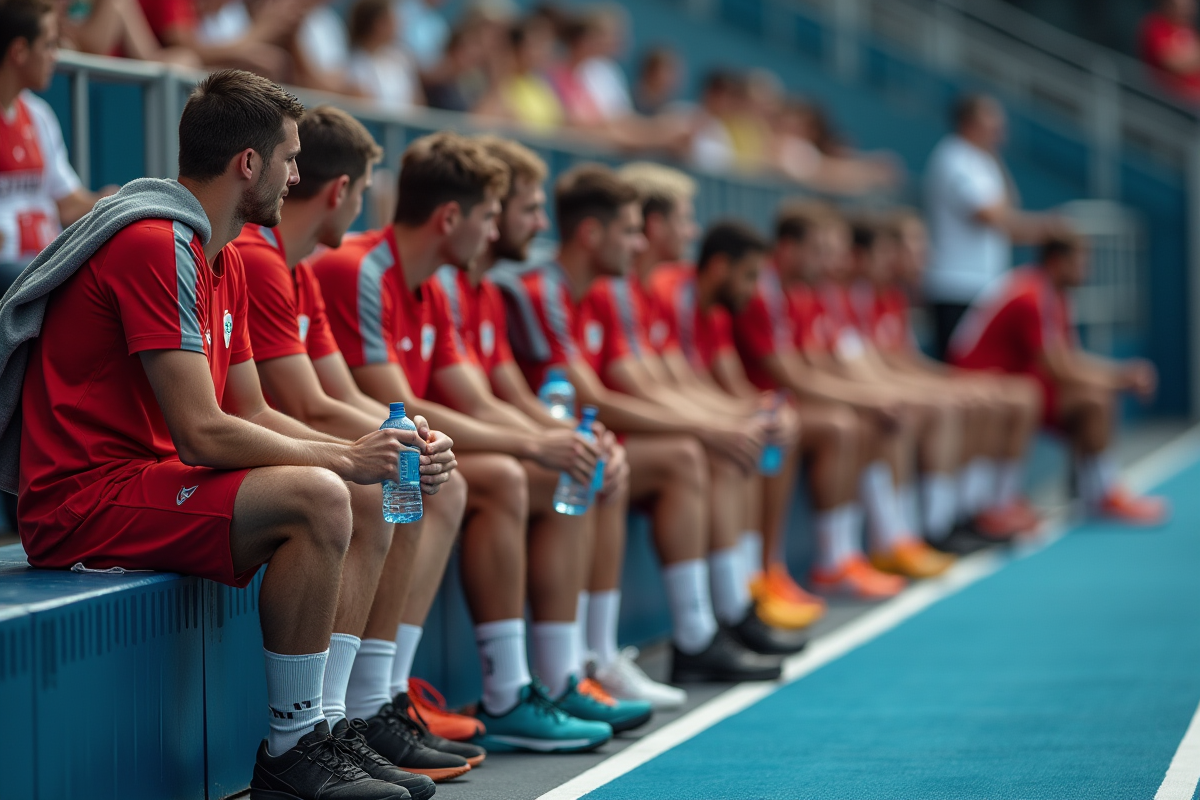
[178,69,305,182]
[775,200,832,244]
[475,135,548,197]
[0,0,50,63]
[394,132,509,226]
[697,220,767,274]
[617,162,695,223]
[1039,226,1086,264]
[554,163,639,241]
[290,105,383,200]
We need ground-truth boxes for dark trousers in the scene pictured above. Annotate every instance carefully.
[930,302,970,362]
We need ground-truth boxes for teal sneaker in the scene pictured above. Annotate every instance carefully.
[473,681,612,753]
[554,675,653,734]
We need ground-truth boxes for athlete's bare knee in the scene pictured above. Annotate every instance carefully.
[467,454,529,522]
[349,482,392,559]
[671,436,708,493]
[295,467,354,556]
[429,470,468,524]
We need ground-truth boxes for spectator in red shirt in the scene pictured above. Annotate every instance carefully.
[1141,0,1200,102]
[950,230,1167,525]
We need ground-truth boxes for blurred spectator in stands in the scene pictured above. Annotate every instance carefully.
[770,96,901,195]
[292,0,351,92]
[689,69,741,172]
[394,0,449,73]
[924,94,1059,359]
[483,13,564,131]
[1140,0,1200,103]
[633,46,682,116]
[137,0,298,79]
[345,0,424,111]
[423,17,493,112]
[54,0,200,66]
[1,0,113,294]
[573,4,633,122]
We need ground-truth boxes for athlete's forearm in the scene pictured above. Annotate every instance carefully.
[245,407,349,445]
[405,397,539,458]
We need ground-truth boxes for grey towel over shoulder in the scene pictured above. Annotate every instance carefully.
[0,178,211,495]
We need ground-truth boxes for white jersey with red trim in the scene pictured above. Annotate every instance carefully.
[0,91,81,264]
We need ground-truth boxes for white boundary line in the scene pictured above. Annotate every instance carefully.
[537,423,1200,800]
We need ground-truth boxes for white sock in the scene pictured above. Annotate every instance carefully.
[739,530,764,577]
[708,546,752,625]
[587,589,621,668]
[994,459,1024,508]
[264,648,327,756]
[860,460,909,552]
[1078,452,1118,508]
[843,504,865,557]
[814,508,847,571]
[955,467,973,522]
[899,484,920,536]
[345,638,396,722]
[532,621,579,699]
[475,618,532,715]
[662,559,719,655]
[575,592,591,672]
[921,473,957,542]
[389,624,423,697]
[968,457,997,515]
[321,633,361,727]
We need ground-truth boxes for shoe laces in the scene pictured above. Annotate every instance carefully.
[382,702,430,745]
[345,719,396,768]
[308,731,367,781]
[578,678,617,707]
[611,648,652,684]
[409,678,451,714]
[526,679,570,721]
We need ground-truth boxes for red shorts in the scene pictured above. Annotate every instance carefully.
[23,460,255,587]
[1032,372,1061,430]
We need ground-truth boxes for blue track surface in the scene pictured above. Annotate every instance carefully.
[585,459,1200,800]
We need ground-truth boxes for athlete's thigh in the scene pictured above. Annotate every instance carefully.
[521,459,562,514]
[455,452,529,514]
[796,400,856,452]
[623,433,703,503]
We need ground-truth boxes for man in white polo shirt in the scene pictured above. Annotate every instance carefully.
[924,94,1057,359]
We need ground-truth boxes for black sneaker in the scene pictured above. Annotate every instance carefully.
[671,628,783,683]
[251,720,410,799]
[333,718,437,800]
[928,523,993,556]
[395,692,487,767]
[731,610,808,656]
[360,703,472,782]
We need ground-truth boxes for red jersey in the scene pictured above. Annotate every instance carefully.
[138,0,197,43]
[581,275,652,387]
[735,264,835,390]
[949,267,1075,375]
[848,282,912,353]
[235,224,340,364]
[639,263,690,354]
[489,262,591,390]
[1140,12,1200,101]
[647,265,735,371]
[19,219,252,545]
[310,227,465,398]
[434,266,516,377]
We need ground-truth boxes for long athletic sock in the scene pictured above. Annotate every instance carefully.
[899,484,920,538]
[662,559,719,655]
[264,648,327,756]
[345,638,396,722]
[708,546,751,625]
[921,473,958,542]
[1078,452,1119,508]
[532,621,579,699]
[994,459,1024,508]
[587,589,621,668]
[576,592,591,672]
[321,633,361,726]
[843,504,865,557]
[967,458,997,515]
[739,530,764,577]
[389,624,422,697]
[955,467,973,522]
[475,619,532,715]
[814,508,846,571]
[860,460,909,552]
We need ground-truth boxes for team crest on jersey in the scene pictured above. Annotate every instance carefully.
[223,310,233,348]
[584,320,604,354]
[420,323,436,361]
[480,321,495,357]
[298,314,311,343]
[649,321,668,349]
[399,336,413,352]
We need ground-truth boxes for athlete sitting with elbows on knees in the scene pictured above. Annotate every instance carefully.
[3,71,457,800]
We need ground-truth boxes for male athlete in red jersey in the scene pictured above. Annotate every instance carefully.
[615,162,819,631]
[233,105,479,785]
[428,137,653,730]
[493,163,784,683]
[950,230,1166,525]
[462,136,680,712]
[312,132,615,754]
[17,71,456,800]
[864,210,1043,543]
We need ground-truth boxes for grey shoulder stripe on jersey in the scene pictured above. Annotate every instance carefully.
[356,238,394,364]
[539,267,578,359]
[487,263,552,363]
[172,221,205,353]
[435,265,463,330]
[257,226,279,249]
[608,278,642,357]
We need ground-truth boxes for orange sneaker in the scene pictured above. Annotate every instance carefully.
[578,677,618,706]
[810,556,907,600]
[1095,488,1169,527]
[750,571,825,629]
[410,677,486,741]
[766,563,827,609]
[1009,498,1043,533]
[974,506,1026,541]
[870,539,955,579]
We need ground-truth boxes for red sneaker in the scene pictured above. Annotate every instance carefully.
[1096,488,1169,527]
[810,556,907,600]
[409,678,486,741]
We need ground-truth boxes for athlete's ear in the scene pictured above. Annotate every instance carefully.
[579,217,602,250]
[437,201,462,236]
[328,175,352,209]
[233,148,256,182]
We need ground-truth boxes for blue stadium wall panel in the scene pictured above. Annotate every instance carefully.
[203,572,268,800]
[0,606,34,800]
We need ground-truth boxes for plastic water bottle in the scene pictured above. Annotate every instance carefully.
[538,367,576,420]
[381,402,423,523]
[759,392,785,477]
[553,405,599,516]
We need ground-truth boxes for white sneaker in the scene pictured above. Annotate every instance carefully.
[594,647,687,711]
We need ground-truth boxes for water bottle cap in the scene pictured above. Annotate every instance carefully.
[579,404,598,424]
[389,402,405,416]
[547,367,567,383]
